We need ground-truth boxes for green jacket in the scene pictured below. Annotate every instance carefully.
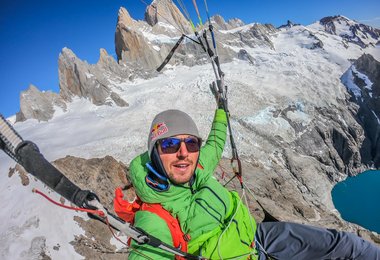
[129,109,257,259]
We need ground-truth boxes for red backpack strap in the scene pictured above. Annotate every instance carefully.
[141,203,188,258]
[113,187,142,223]
[197,162,204,170]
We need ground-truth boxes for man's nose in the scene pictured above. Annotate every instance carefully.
[177,141,188,157]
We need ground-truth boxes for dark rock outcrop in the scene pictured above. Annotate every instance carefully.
[52,155,131,210]
[345,54,380,167]
[278,20,301,29]
[52,156,132,258]
[237,49,254,64]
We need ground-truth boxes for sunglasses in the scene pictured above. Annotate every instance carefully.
[158,136,201,154]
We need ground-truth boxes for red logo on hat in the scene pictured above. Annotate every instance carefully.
[150,122,168,141]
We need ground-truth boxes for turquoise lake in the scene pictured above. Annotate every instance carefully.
[331,170,380,233]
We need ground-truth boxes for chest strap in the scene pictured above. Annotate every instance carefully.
[141,203,189,259]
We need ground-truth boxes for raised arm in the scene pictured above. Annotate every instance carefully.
[197,109,227,177]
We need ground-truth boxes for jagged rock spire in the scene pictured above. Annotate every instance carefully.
[144,0,192,34]
[118,7,135,27]
[115,8,158,68]
[114,0,193,69]
[58,47,128,108]
[16,85,66,122]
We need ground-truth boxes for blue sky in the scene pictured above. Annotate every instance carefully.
[1,0,379,118]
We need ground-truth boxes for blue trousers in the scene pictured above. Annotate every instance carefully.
[255,222,380,260]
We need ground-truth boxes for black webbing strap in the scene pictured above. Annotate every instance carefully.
[15,141,84,205]
[157,34,185,72]
[202,30,214,59]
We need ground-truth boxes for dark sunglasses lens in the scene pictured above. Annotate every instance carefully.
[184,137,200,152]
[160,137,200,154]
[160,138,181,154]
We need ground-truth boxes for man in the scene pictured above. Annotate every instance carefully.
[117,108,380,259]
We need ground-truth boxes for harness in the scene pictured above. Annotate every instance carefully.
[114,188,189,259]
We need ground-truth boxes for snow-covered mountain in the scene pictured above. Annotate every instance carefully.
[1,0,380,258]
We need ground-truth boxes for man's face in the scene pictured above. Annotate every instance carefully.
[158,134,200,185]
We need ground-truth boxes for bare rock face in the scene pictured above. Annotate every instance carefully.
[53,155,130,209]
[347,54,380,167]
[211,16,245,31]
[58,47,128,107]
[97,48,123,76]
[231,23,278,50]
[52,155,132,259]
[227,18,245,29]
[354,54,380,97]
[114,7,138,61]
[206,16,245,31]
[117,6,134,27]
[211,15,228,30]
[8,164,30,185]
[16,85,67,122]
[144,0,192,34]
[115,7,163,69]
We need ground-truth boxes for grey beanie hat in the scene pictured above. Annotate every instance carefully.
[148,109,200,157]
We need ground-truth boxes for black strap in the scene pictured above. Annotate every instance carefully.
[202,30,214,58]
[15,141,84,205]
[157,34,185,72]
[182,34,201,45]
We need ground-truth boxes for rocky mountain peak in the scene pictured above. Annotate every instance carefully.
[227,18,245,29]
[97,48,116,68]
[98,48,110,63]
[355,53,380,79]
[211,15,227,30]
[278,20,301,29]
[320,15,350,27]
[16,84,66,122]
[319,15,380,48]
[117,7,135,28]
[144,0,192,34]
[58,47,128,108]
[58,47,89,101]
[115,16,160,69]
